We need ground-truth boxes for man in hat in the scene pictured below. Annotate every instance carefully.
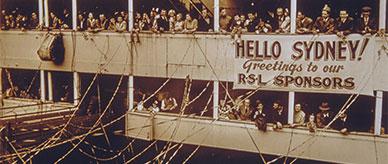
[316,101,334,128]
[335,10,354,37]
[271,101,287,130]
[313,4,335,34]
[333,112,351,135]
[355,6,377,34]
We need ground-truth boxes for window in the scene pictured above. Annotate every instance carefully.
[1,69,40,99]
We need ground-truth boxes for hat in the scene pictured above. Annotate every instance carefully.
[362,6,372,12]
[319,102,330,111]
[322,4,331,12]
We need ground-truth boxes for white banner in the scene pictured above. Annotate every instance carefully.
[233,34,378,96]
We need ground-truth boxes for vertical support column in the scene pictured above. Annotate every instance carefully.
[0,68,2,95]
[73,72,80,105]
[128,75,134,111]
[44,0,49,27]
[40,70,46,102]
[72,0,77,30]
[288,91,295,124]
[39,0,44,25]
[128,0,133,31]
[213,0,219,32]
[290,0,297,33]
[0,0,3,27]
[213,81,219,119]
[47,72,53,101]
[0,68,3,114]
[374,91,383,135]
[379,0,386,29]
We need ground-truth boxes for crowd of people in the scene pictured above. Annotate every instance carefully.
[1,4,379,36]
[219,99,352,134]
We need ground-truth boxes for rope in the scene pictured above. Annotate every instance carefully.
[5,136,25,163]
[22,33,126,162]
[53,37,129,162]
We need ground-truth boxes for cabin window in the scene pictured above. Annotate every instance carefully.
[48,0,72,29]
[134,77,213,116]
[51,71,73,103]
[1,69,40,100]
[133,0,214,32]
[297,0,380,32]
[80,73,128,116]
[77,0,128,31]
[216,0,290,34]
[0,0,39,30]
[295,92,374,133]
[218,82,289,122]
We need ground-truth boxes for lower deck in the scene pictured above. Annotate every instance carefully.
[126,112,388,164]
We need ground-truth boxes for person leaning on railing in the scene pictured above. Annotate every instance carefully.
[296,11,313,34]
[183,14,198,34]
[313,4,335,34]
[219,8,231,33]
[291,103,306,128]
[198,8,213,32]
[335,10,354,38]
[271,100,287,130]
[355,6,377,34]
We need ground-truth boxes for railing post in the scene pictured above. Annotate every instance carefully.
[128,75,134,111]
[73,72,80,105]
[40,70,46,102]
[374,91,383,135]
[44,0,49,27]
[213,81,219,119]
[290,0,297,33]
[72,0,77,30]
[379,0,386,29]
[213,0,219,32]
[288,91,295,124]
[128,0,133,31]
[39,0,44,26]
[47,71,53,101]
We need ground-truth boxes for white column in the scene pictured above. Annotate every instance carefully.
[290,0,297,33]
[374,91,383,135]
[213,0,220,32]
[213,81,219,119]
[128,75,134,111]
[38,0,44,25]
[128,0,133,31]
[0,68,2,94]
[44,0,49,27]
[40,70,46,102]
[72,0,77,30]
[47,72,53,101]
[288,91,295,124]
[73,72,80,105]
[379,0,387,29]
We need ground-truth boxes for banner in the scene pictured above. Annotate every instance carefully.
[233,34,377,96]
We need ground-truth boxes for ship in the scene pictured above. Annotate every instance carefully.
[0,0,387,163]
